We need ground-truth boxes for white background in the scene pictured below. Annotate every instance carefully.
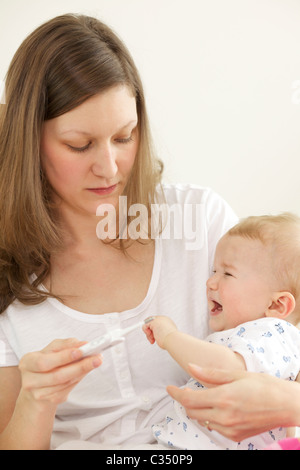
[1,0,300,217]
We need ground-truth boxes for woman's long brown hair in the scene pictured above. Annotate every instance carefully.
[0,14,163,313]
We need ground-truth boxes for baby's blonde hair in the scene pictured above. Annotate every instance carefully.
[228,213,300,321]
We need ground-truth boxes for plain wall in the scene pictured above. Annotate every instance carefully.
[1,0,300,218]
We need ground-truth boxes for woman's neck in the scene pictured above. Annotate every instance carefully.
[56,204,110,250]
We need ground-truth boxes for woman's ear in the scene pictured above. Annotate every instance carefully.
[266,292,296,319]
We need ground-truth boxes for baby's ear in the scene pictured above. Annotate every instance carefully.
[266,292,296,319]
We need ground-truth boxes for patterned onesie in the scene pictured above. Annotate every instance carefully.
[152,317,300,450]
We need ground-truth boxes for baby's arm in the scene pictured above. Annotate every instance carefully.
[144,316,246,374]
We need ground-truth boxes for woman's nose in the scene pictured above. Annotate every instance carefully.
[92,144,118,179]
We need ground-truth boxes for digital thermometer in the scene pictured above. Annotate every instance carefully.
[79,317,154,357]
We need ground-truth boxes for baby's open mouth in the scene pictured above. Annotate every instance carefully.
[211,301,223,313]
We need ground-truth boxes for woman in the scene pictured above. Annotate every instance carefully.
[0,13,291,451]
[0,13,237,450]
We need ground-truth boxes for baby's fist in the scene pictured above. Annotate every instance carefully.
[143,316,178,349]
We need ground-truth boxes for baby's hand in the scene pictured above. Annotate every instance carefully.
[143,316,178,349]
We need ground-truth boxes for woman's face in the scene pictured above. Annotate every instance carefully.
[40,85,139,219]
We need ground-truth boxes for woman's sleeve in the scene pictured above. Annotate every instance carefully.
[0,317,19,367]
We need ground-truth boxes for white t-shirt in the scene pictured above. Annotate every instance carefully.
[153,318,300,450]
[0,184,237,449]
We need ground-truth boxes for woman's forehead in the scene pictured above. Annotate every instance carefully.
[45,86,138,136]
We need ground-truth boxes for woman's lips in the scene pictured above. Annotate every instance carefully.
[86,184,118,195]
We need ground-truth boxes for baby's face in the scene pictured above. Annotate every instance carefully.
[206,234,278,332]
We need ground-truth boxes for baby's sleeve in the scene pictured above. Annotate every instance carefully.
[225,319,300,380]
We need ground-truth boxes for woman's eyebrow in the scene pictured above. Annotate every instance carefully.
[60,129,91,136]
[60,120,138,136]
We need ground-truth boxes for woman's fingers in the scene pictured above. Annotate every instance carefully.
[187,364,247,386]
[166,383,245,440]
[21,354,102,389]
[42,338,83,353]
[166,384,217,412]
[17,337,103,409]
[19,338,88,374]
[167,365,300,442]
[166,365,249,437]
[26,363,102,404]
[19,338,102,394]
[20,348,80,374]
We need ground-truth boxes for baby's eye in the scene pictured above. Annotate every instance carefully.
[224,272,233,277]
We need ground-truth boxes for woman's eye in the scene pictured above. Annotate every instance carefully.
[68,142,91,153]
[115,136,133,144]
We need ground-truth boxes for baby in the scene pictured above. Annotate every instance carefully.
[144,213,300,450]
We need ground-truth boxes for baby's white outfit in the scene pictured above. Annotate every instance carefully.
[153,317,300,450]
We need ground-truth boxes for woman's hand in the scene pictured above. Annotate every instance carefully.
[167,364,300,442]
[143,316,178,349]
[18,338,102,409]
[0,338,102,450]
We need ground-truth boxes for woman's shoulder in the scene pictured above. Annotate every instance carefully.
[159,183,216,204]
[0,296,51,327]
[159,183,235,210]
[159,183,237,225]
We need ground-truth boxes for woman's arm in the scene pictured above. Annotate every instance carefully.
[0,338,102,450]
[0,366,22,434]
[144,316,246,375]
[167,364,300,441]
